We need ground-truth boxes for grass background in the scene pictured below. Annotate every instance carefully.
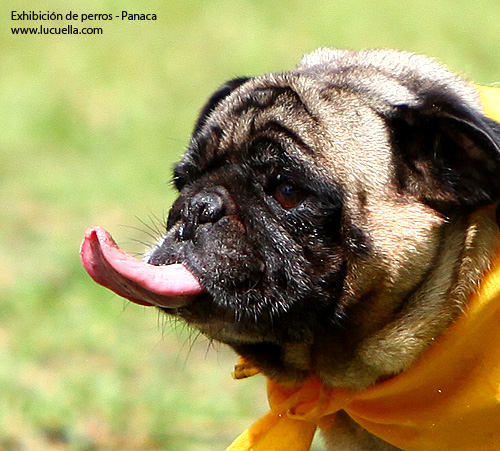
[1,0,499,449]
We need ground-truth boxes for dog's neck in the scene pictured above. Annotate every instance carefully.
[353,205,500,383]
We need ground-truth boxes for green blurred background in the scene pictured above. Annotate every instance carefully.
[1,0,499,449]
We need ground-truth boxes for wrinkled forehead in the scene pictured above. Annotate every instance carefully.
[192,72,395,194]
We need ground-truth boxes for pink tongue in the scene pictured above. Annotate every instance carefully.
[80,226,205,308]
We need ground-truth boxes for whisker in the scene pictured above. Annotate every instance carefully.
[136,214,165,239]
[120,222,157,242]
[128,238,154,248]
[146,209,168,235]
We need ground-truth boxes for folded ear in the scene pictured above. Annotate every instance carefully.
[389,93,500,211]
[192,77,250,135]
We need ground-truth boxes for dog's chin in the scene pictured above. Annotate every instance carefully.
[169,293,272,343]
[166,293,315,382]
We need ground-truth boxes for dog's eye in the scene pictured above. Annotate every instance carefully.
[273,181,307,209]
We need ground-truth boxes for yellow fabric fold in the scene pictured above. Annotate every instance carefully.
[225,84,500,451]
[225,410,316,451]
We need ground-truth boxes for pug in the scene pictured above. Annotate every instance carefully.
[81,49,500,450]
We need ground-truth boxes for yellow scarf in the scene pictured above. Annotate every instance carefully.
[226,85,500,451]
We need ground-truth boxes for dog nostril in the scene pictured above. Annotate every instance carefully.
[176,190,226,241]
[196,192,225,224]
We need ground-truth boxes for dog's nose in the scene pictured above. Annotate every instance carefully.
[177,189,226,241]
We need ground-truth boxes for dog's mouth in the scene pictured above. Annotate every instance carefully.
[80,227,206,308]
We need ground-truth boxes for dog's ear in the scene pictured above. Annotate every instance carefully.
[192,77,250,135]
[390,93,500,211]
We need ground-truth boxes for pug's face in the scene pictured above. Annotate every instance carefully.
[83,49,500,389]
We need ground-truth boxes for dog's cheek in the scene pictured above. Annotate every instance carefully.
[341,199,445,312]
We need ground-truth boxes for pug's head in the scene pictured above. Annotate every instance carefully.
[82,49,500,389]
